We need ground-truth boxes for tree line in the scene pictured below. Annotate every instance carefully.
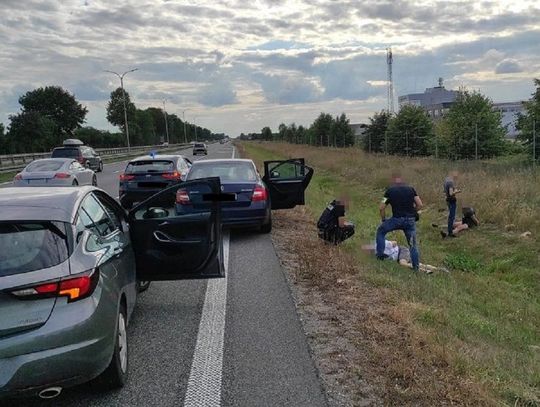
[240,113,355,147]
[0,86,222,155]
[361,79,540,160]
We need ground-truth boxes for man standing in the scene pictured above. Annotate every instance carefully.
[376,171,423,271]
[443,171,461,238]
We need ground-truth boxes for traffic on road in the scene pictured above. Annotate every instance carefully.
[0,142,324,406]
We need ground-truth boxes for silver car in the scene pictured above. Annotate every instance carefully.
[13,158,97,187]
[0,179,226,400]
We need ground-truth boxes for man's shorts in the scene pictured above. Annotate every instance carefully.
[398,246,411,263]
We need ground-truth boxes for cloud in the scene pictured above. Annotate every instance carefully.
[495,59,523,74]
[254,74,322,104]
[197,82,238,107]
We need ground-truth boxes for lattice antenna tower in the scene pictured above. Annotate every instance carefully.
[387,47,394,114]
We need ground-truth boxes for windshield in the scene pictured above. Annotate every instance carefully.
[187,161,257,182]
[0,221,70,277]
[125,160,175,173]
[25,160,65,172]
[194,144,205,148]
[51,148,79,158]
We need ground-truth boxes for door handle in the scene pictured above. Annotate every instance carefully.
[153,230,201,244]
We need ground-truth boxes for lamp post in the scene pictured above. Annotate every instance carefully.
[104,68,138,151]
[182,110,188,144]
[193,116,199,142]
[162,100,170,144]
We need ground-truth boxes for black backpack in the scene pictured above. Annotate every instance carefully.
[317,200,338,231]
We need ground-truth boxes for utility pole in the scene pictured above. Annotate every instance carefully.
[533,119,536,168]
[162,100,169,144]
[104,69,138,151]
[475,122,478,160]
[386,48,394,114]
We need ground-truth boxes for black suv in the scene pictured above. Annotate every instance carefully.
[192,143,208,156]
[51,139,103,172]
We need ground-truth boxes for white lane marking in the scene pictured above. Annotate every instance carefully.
[183,231,229,407]
[231,146,235,158]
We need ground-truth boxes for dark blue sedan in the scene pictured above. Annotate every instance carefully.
[180,158,313,233]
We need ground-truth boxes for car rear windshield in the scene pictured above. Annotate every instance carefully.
[194,144,205,148]
[125,160,175,173]
[25,160,65,172]
[51,148,80,158]
[0,222,70,277]
[187,161,257,182]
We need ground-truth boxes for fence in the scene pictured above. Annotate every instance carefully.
[0,143,191,173]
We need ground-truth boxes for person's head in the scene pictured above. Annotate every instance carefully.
[391,170,403,184]
[449,170,459,180]
[336,191,351,210]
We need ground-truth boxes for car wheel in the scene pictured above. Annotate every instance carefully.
[99,305,128,389]
[98,161,104,172]
[260,216,272,234]
[72,179,79,186]
[92,175,98,186]
[137,280,151,293]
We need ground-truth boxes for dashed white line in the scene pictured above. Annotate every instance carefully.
[183,231,229,407]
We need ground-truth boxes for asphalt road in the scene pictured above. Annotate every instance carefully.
[11,143,328,407]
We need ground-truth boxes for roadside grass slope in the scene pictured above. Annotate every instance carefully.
[240,141,540,406]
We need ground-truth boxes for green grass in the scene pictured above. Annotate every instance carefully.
[241,141,540,405]
[0,172,16,183]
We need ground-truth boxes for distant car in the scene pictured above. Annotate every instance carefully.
[161,142,169,147]
[13,158,97,187]
[119,154,192,209]
[192,143,207,155]
[0,183,225,400]
[183,158,313,233]
[51,139,103,173]
[219,139,226,144]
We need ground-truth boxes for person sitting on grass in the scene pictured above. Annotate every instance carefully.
[317,195,355,245]
[435,207,480,238]
[362,240,449,274]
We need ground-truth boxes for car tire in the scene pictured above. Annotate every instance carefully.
[92,175,98,186]
[99,305,128,389]
[260,216,272,234]
[136,280,151,293]
[98,161,104,172]
[72,179,78,186]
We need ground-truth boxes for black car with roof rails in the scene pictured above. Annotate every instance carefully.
[119,154,193,209]
[192,143,207,156]
[51,139,103,173]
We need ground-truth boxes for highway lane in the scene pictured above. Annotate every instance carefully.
[11,142,328,406]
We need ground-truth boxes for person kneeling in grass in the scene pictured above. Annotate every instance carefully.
[317,196,355,245]
[362,240,448,274]
[436,207,480,238]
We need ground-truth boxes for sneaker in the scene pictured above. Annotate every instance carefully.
[440,231,447,239]
[431,223,439,228]
[376,254,389,261]
[448,233,458,238]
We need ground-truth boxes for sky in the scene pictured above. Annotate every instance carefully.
[1,0,539,136]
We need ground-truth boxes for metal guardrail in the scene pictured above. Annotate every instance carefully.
[0,143,191,173]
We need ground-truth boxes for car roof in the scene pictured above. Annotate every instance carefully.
[128,155,184,162]
[190,159,254,165]
[0,186,100,223]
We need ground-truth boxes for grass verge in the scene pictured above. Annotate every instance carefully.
[239,141,540,406]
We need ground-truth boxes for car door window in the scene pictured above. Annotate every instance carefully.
[80,194,117,237]
[94,193,123,231]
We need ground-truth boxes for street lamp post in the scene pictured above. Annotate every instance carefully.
[104,68,138,151]
[182,110,188,144]
[162,100,170,144]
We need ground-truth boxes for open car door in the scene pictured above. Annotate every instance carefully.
[263,158,314,210]
[127,177,224,280]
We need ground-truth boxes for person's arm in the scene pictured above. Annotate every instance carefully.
[338,216,346,228]
[379,200,387,222]
[472,214,480,225]
[336,204,346,227]
[414,195,423,210]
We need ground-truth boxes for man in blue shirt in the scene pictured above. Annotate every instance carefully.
[376,171,423,271]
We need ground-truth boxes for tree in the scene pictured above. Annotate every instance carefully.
[7,111,58,153]
[261,126,272,141]
[386,105,433,156]
[18,86,87,137]
[443,90,506,159]
[516,78,540,160]
[331,113,354,147]
[363,111,390,153]
[311,113,333,146]
[0,123,7,154]
[106,88,136,131]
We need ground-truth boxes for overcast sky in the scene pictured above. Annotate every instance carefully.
[1,0,539,136]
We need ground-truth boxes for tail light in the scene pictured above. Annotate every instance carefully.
[14,173,22,181]
[54,173,71,179]
[162,171,182,180]
[10,268,100,303]
[252,185,268,202]
[176,188,190,205]
[120,173,135,181]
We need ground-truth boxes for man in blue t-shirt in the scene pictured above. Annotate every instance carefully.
[376,172,423,271]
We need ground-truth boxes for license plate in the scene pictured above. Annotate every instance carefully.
[28,179,45,184]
